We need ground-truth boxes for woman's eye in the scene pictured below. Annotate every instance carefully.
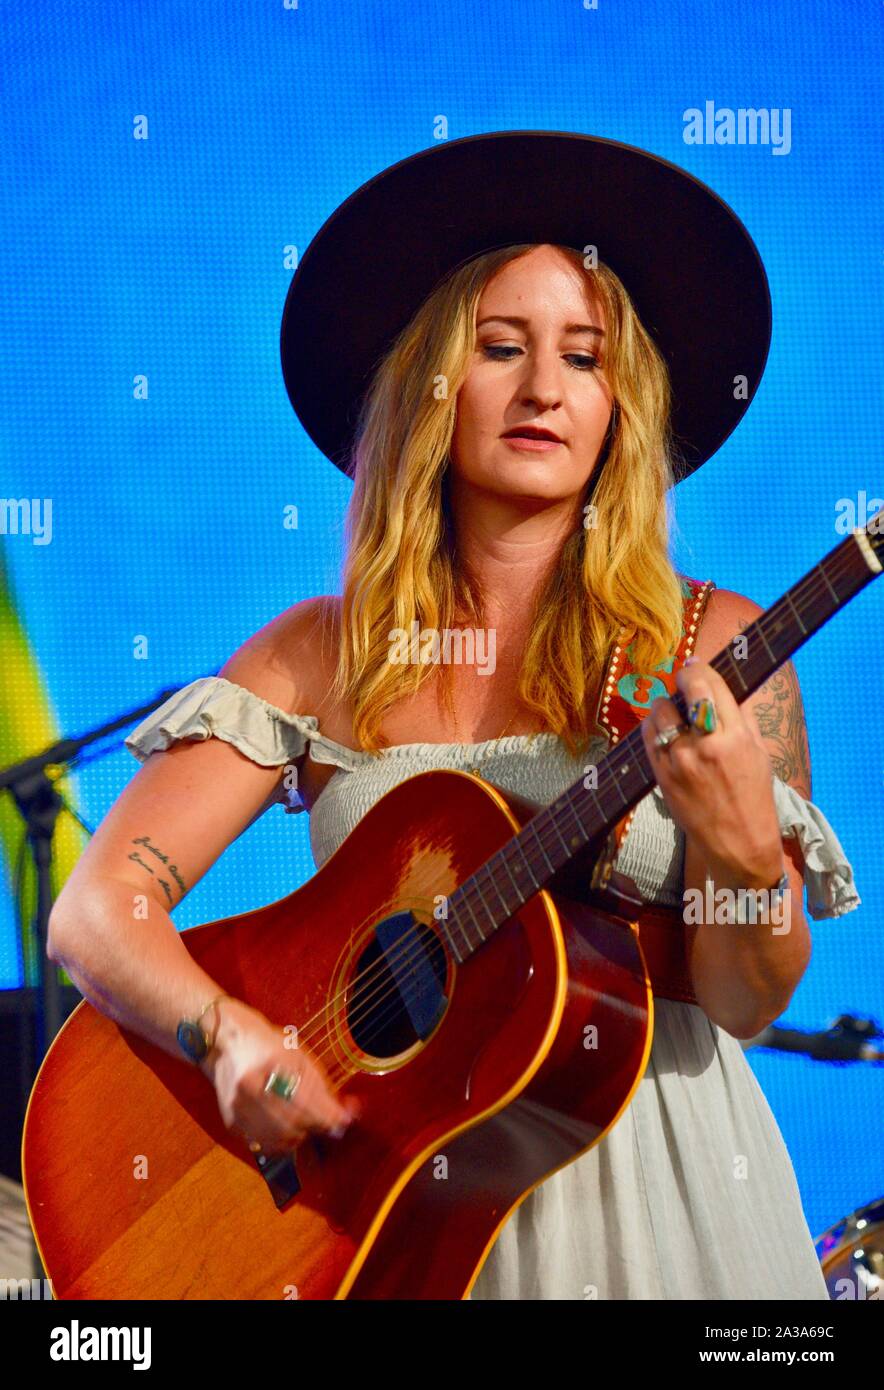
[481,345,601,371]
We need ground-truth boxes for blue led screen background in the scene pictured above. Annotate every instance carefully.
[2,0,881,1243]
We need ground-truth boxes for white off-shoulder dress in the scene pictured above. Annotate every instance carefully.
[125,675,862,1301]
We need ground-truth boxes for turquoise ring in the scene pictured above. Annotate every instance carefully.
[264,1069,301,1102]
[687,696,718,734]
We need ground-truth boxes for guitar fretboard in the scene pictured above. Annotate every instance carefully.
[435,521,882,961]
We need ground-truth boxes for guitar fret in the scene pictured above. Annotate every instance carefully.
[785,589,807,635]
[723,647,748,691]
[485,860,512,917]
[817,561,840,605]
[612,767,630,805]
[514,837,540,889]
[529,820,554,874]
[469,877,491,939]
[446,910,467,964]
[460,893,485,950]
[501,850,526,905]
[550,813,571,857]
[576,776,606,828]
[563,799,589,848]
[435,918,459,958]
[755,623,777,663]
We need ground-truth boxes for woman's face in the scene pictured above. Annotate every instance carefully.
[450,245,614,506]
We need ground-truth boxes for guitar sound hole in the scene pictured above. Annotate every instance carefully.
[348,918,448,1058]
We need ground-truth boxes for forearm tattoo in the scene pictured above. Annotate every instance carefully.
[127,834,187,907]
[737,616,812,798]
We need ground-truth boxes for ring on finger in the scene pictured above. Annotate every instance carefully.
[264,1069,301,1103]
[653,722,689,751]
[687,696,718,735]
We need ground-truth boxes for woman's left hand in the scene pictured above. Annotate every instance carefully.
[640,658,785,889]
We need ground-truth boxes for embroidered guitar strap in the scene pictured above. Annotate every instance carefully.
[592,576,717,1007]
[595,575,717,862]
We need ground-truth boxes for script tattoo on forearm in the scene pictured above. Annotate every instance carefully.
[127,834,187,906]
[736,616,812,799]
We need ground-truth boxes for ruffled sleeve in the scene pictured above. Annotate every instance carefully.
[769,775,861,920]
[124,676,321,812]
[650,773,861,920]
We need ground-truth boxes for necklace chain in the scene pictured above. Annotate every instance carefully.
[451,702,520,771]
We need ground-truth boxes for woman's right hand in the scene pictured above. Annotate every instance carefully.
[199,998,359,1154]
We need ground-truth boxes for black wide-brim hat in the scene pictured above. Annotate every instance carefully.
[280,130,771,482]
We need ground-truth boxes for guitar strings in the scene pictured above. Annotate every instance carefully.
[297,552,866,1086]
[289,547,868,1082]
[280,547,871,1085]
[308,547,861,1056]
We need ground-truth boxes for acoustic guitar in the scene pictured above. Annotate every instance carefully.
[22,509,882,1299]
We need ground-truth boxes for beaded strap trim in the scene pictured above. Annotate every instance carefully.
[595,577,717,863]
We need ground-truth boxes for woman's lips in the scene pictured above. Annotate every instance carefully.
[502,436,563,452]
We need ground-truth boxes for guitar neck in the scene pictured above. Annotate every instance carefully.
[441,519,883,962]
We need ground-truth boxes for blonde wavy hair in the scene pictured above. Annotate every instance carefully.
[327,242,689,757]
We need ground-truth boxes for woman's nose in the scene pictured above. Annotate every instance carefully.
[518,355,564,410]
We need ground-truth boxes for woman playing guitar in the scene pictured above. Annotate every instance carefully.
[44,135,861,1299]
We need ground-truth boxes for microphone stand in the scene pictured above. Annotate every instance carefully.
[1,685,189,1286]
[741,1013,884,1063]
[0,687,181,1069]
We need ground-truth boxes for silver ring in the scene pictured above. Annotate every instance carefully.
[653,722,689,750]
[264,1069,301,1103]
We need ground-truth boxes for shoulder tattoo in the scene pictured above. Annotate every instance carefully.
[736,616,812,799]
